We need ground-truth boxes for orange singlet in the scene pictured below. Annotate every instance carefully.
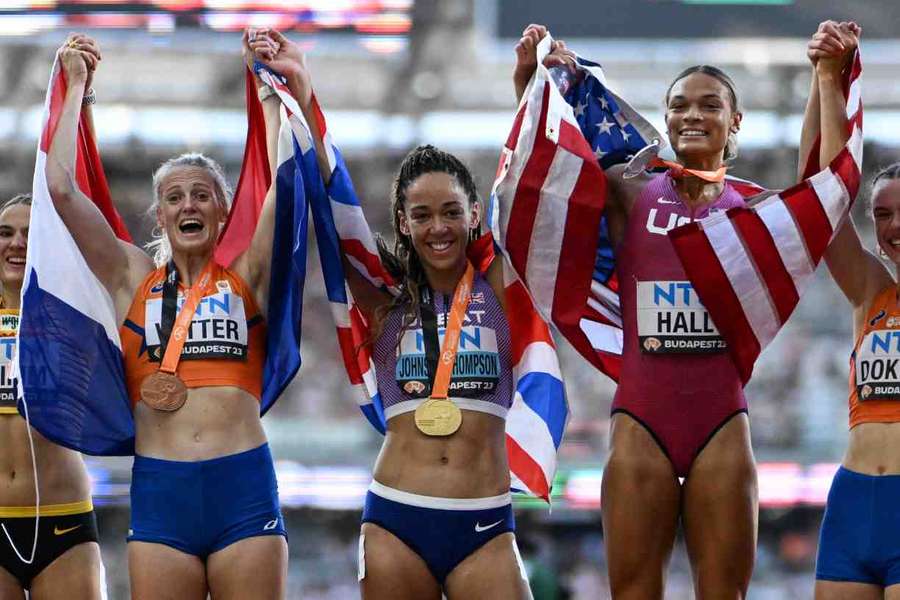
[849,285,900,428]
[120,262,266,407]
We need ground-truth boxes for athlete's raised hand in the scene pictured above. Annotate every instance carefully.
[58,33,101,91]
[243,28,313,109]
[513,23,577,102]
[808,20,860,76]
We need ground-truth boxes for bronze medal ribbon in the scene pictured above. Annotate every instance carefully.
[648,157,727,183]
[157,261,215,377]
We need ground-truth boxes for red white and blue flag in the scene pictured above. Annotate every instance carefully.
[255,68,568,500]
[17,59,310,454]
[493,34,862,385]
[17,57,135,455]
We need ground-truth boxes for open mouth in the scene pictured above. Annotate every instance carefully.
[178,219,204,235]
[5,256,24,268]
[679,129,708,138]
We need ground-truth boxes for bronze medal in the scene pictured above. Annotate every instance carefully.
[414,397,462,437]
[140,371,188,412]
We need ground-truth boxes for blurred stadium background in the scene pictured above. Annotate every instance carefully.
[2,1,900,598]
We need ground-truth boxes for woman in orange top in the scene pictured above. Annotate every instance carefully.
[0,194,105,598]
[45,31,299,599]
[799,20,900,600]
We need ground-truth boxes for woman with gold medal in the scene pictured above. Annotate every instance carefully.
[0,193,105,599]
[250,28,530,590]
[44,31,295,598]
[353,144,531,599]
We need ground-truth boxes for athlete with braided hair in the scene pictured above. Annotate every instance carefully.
[350,144,531,599]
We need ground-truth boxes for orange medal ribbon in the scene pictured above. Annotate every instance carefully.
[648,157,728,183]
[413,262,474,436]
[139,261,215,411]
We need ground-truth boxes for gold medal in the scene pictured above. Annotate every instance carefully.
[415,398,462,436]
[140,371,188,412]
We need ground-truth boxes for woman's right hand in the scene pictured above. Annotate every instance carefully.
[513,23,576,102]
[58,33,101,90]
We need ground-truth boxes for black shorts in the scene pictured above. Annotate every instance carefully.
[0,509,99,589]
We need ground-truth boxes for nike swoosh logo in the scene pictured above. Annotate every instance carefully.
[474,519,504,533]
[54,524,82,536]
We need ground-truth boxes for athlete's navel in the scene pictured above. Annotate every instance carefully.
[440,456,449,465]
[193,432,202,443]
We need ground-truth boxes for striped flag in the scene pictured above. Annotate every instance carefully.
[259,70,568,500]
[17,58,135,455]
[490,35,662,382]
[215,66,310,415]
[671,51,863,383]
[493,35,862,386]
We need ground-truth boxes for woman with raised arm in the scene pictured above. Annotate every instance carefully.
[44,31,293,599]
[0,193,104,599]
[803,22,900,600]
[510,22,855,599]
[247,28,539,598]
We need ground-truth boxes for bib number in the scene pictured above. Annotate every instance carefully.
[636,281,726,354]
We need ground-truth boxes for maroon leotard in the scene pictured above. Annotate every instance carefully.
[612,173,747,477]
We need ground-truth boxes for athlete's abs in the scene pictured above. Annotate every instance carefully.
[134,386,266,461]
[373,411,510,499]
[845,423,900,475]
[0,416,91,505]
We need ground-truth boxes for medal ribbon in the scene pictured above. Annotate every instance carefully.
[157,261,216,376]
[421,262,474,400]
[648,157,727,183]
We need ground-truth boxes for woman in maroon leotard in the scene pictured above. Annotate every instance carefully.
[512,21,854,599]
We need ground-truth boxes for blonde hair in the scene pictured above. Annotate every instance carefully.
[146,153,232,265]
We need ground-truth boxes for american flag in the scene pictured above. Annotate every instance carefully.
[259,72,568,500]
[671,52,863,383]
[493,35,862,385]
[490,36,661,382]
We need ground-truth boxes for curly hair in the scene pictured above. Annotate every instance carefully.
[370,144,481,342]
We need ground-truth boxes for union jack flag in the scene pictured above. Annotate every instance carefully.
[254,69,568,500]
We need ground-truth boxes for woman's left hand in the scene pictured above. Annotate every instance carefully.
[811,21,860,78]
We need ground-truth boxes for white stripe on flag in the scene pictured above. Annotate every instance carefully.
[586,295,623,328]
[513,341,563,382]
[330,201,379,257]
[28,153,121,345]
[525,149,581,315]
[755,197,815,287]
[808,169,849,232]
[704,217,781,348]
[849,124,863,170]
[330,302,351,328]
[579,317,623,355]
[590,280,622,318]
[847,77,861,119]
[506,396,557,489]
[496,84,544,240]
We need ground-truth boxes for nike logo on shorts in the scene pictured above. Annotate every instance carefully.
[54,524,82,536]
[263,519,279,531]
[474,519,504,533]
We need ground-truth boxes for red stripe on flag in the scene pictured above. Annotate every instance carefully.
[728,208,798,324]
[336,308,373,387]
[781,184,833,262]
[831,147,861,202]
[505,280,554,366]
[217,68,271,267]
[504,103,527,151]
[551,161,609,367]
[39,67,67,154]
[506,435,550,501]
[505,84,556,283]
[670,222,761,383]
[340,238,391,286]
